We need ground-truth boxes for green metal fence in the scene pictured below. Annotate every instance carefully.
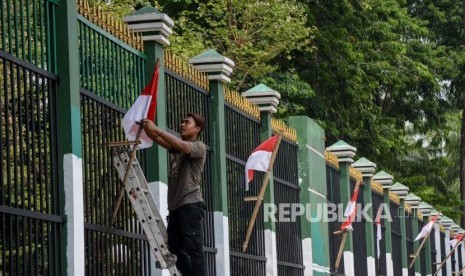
[2,1,455,276]
[273,138,304,275]
[224,91,266,275]
[0,0,62,275]
[164,51,217,275]
[76,5,153,275]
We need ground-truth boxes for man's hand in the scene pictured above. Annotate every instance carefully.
[139,119,191,154]
[140,119,157,133]
[139,119,172,150]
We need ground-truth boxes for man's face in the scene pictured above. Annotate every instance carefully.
[180,116,200,139]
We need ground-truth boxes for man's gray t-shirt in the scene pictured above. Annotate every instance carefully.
[168,140,206,210]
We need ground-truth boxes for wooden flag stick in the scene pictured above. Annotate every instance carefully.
[433,240,463,276]
[335,231,349,272]
[110,59,160,225]
[409,227,433,268]
[111,124,144,224]
[333,179,362,273]
[242,135,283,253]
[458,260,465,275]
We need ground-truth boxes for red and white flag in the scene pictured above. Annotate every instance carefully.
[414,214,439,242]
[122,64,159,149]
[244,135,279,190]
[375,205,383,259]
[340,190,359,231]
[449,233,465,248]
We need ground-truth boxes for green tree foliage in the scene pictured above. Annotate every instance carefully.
[405,0,465,223]
[95,0,314,92]
[302,0,444,162]
[94,0,463,219]
[172,0,314,91]
[297,0,464,218]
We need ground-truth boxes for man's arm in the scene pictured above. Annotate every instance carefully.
[139,120,172,150]
[140,119,192,154]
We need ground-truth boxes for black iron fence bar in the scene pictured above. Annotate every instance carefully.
[0,205,63,223]
[1,0,57,66]
[274,177,300,190]
[225,102,261,123]
[230,251,268,262]
[271,135,297,146]
[203,246,218,253]
[0,49,57,80]
[226,154,247,166]
[165,129,212,153]
[84,223,146,240]
[165,68,208,95]
[80,88,126,114]
[277,260,306,269]
[77,14,145,56]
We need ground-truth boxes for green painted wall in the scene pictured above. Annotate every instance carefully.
[208,80,228,213]
[261,112,275,231]
[363,178,375,259]
[55,1,82,275]
[289,116,330,274]
[412,210,421,273]
[383,190,393,256]
[144,42,168,183]
[399,200,408,272]
[339,163,354,253]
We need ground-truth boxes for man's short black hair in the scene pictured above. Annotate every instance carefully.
[186,113,205,134]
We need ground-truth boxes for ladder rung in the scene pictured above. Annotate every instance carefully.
[244,196,258,202]
[133,187,149,194]
[112,150,180,275]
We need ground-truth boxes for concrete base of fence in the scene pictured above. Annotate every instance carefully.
[366,256,375,274]
[265,229,278,276]
[302,238,313,276]
[343,251,355,276]
[63,153,85,276]
[312,263,331,275]
[148,181,170,276]
[214,211,230,276]
[148,181,169,226]
[386,253,394,276]
[402,268,408,276]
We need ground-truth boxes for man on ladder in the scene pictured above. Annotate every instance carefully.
[140,113,207,276]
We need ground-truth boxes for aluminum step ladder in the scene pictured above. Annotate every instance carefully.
[112,149,181,276]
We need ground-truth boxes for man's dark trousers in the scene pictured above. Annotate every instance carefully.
[167,202,206,276]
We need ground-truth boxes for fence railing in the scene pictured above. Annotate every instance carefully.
[2,1,460,275]
[352,179,368,276]
[406,212,415,275]
[326,164,343,273]
[225,95,266,275]
[0,0,62,275]
[165,50,216,276]
[372,191,387,275]
[273,138,304,275]
[390,201,403,276]
[76,1,153,274]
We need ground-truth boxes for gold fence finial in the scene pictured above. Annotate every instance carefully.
[163,49,210,91]
[270,117,297,142]
[77,0,143,51]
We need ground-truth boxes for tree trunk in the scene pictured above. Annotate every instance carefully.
[460,109,465,227]
[461,0,465,228]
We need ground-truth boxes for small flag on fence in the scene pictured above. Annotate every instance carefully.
[122,64,159,149]
[449,233,465,248]
[244,135,280,190]
[414,214,439,242]
[375,205,383,258]
[340,190,359,231]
